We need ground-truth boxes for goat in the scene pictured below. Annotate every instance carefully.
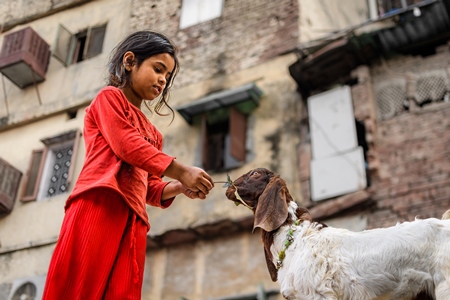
[225,168,450,300]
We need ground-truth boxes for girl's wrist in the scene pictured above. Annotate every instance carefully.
[161,181,183,200]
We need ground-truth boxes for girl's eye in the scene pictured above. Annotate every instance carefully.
[155,67,161,73]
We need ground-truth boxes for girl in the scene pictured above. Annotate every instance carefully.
[43,31,214,299]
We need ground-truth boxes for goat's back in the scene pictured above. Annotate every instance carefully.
[277,218,450,300]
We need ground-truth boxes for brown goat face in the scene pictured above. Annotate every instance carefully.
[225,168,274,208]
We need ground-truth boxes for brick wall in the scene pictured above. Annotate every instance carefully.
[129,0,299,88]
[364,48,450,227]
[369,102,450,227]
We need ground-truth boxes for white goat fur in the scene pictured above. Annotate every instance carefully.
[272,201,450,300]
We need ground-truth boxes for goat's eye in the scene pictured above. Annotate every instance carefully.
[251,171,259,176]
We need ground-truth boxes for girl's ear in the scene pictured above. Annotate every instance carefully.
[253,176,289,232]
[123,51,135,70]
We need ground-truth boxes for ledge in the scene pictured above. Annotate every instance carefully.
[147,216,254,249]
[308,190,372,220]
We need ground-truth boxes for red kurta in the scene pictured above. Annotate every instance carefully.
[43,86,176,300]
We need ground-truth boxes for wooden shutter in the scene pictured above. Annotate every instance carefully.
[0,158,22,213]
[201,114,210,170]
[21,149,46,202]
[84,24,106,59]
[52,24,75,66]
[67,130,81,185]
[229,107,247,162]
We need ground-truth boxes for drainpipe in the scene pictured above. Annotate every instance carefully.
[368,0,379,19]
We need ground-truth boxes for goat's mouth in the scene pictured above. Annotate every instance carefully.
[225,186,237,201]
[225,185,254,210]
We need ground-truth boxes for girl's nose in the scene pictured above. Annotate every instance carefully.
[159,77,166,85]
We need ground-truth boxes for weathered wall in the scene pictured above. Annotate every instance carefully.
[0,0,131,129]
[143,231,282,300]
[129,0,300,88]
[367,48,450,227]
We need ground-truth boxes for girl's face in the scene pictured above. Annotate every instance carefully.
[123,52,175,105]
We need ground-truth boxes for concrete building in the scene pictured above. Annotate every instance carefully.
[0,0,449,299]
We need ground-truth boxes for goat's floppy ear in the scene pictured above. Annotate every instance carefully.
[254,176,289,232]
[264,247,278,282]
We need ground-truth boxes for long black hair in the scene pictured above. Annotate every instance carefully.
[107,30,180,118]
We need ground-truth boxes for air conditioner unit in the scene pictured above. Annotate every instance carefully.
[7,275,46,300]
[0,27,51,89]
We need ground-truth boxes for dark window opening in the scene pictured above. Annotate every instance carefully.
[202,107,247,173]
[355,119,371,187]
[67,109,77,120]
[204,119,228,172]
[73,31,87,63]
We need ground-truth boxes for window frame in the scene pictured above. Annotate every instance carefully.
[21,129,81,202]
[179,0,224,29]
[53,23,107,66]
[201,107,247,172]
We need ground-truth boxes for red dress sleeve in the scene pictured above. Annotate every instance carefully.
[146,174,175,208]
[89,88,174,177]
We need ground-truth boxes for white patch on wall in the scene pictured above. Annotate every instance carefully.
[310,147,367,201]
[308,86,358,160]
[308,85,367,201]
[179,0,224,29]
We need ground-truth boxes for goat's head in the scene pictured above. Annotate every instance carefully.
[225,168,293,232]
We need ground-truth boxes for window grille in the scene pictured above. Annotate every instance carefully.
[415,70,449,105]
[375,81,407,120]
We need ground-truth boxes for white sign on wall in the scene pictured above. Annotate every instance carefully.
[308,85,358,160]
[310,146,367,201]
[308,86,367,201]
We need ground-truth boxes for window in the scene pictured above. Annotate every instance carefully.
[21,130,81,202]
[201,107,246,172]
[308,86,368,201]
[179,0,224,29]
[0,157,22,213]
[175,83,263,173]
[53,24,107,66]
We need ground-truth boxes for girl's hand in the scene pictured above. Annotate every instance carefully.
[182,186,207,200]
[161,181,207,200]
[164,161,214,195]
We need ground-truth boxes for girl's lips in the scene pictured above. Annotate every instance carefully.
[153,86,161,95]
